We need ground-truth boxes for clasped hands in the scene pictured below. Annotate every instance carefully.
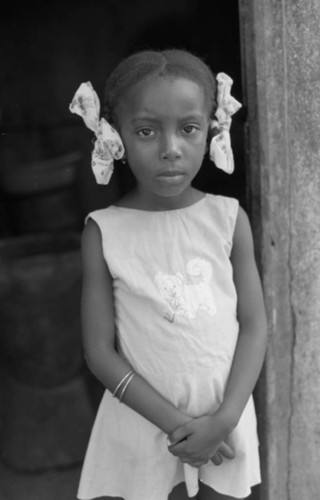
[167,414,235,469]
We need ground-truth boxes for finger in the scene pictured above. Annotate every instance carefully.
[167,436,188,448]
[218,442,235,460]
[168,441,188,457]
[193,459,208,467]
[189,461,207,468]
[211,452,223,466]
[181,459,208,468]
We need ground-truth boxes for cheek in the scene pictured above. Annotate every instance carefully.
[125,141,157,167]
[192,137,208,160]
[125,149,155,182]
[190,128,210,151]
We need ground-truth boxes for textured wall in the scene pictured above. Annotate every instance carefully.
[239,0,320,499]
[286,2,320,498]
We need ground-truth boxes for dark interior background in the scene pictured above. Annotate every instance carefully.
[0,0,245,237]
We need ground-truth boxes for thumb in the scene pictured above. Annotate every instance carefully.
[167,422,193,447]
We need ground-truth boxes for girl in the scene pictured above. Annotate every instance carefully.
[69,49,267,500]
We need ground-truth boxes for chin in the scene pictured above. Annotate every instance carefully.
[155,185,189,198]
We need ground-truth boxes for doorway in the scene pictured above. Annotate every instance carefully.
[0,2,261,499]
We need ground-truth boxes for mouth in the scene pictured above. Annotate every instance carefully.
[156,170,185,178]
[156,170,186,186]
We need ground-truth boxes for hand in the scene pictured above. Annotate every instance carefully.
[167,414,234,468]
[174,441,234,468]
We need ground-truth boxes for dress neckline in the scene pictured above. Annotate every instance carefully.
[112,193,208,214]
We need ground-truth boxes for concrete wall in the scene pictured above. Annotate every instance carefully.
[239,1,320,498]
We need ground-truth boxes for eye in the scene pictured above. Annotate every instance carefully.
[182,124,199,135]
[137,128,154,137]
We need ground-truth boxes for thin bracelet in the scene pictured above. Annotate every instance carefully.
[112,370,134,398]
[119,372,136,403]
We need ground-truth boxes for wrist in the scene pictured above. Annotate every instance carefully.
[164,411,191,435]
[212,405,240,435]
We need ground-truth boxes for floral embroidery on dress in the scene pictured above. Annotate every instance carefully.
[154,258,217,322]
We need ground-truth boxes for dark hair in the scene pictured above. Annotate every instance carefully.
[103,49,217,126]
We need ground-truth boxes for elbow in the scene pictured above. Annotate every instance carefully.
[259,309,268,346]
[83,351,100,378]
[83,351,96,372]
[83,342,115,376]
[239,313,268,346]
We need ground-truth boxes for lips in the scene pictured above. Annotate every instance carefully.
[157,170,185,178]
[156,170,186,186]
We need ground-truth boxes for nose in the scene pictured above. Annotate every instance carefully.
[160,133,182,161]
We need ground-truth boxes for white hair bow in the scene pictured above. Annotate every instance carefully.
[69,82,125,184]
[209,73,242,174]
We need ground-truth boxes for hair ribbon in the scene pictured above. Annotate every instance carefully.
[209,73,242,174]
[69,82,125,185]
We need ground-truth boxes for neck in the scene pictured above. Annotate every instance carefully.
[118,186,205,212]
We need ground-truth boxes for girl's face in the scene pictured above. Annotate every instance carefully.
[117,76,210,207]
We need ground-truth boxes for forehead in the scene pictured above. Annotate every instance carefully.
[118,76,209,123]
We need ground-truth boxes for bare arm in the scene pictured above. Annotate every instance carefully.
[81,219,191,435]
[168,206,267,462]
[217,206,268,428]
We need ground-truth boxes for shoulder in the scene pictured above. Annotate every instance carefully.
[206,193,238,206]
[234,206,253,241]
[206,193,239,217]
[82,209,107,246]
[82,216,101,244]
[231,206,255,261]
[205,194,240,241]
[82,208,115,260]
[85,206,115,225]
[83,205,122,240]
[82,205,127,268]
[81,218,103,264]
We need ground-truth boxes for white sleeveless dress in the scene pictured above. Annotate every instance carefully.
[77,194,261,500]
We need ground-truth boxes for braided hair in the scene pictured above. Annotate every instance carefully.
[103,49,217,128]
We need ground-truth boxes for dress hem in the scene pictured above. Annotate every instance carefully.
[77,477,261,500]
